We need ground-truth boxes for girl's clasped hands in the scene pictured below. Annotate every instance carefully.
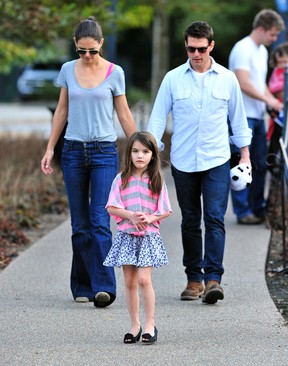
[130,211,152,232]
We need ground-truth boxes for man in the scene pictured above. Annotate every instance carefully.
[229,9,284,225]
[147,21,252,304]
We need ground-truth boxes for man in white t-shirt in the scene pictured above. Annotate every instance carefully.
[229,9,284,225]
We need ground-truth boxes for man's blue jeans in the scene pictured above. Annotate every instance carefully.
[231,118,267,219]
[171,162,230,284]
[61,139,118,302]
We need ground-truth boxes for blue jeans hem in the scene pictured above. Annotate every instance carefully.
[204,275,222,284]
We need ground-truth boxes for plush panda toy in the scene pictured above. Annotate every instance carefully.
[230,164,252,191]
[230,152,253,191]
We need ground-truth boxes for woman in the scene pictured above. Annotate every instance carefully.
[41,16,136,307]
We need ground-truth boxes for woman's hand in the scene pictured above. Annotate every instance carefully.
[41,149,54,175]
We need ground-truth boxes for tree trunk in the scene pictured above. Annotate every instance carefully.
[151,7,169,102]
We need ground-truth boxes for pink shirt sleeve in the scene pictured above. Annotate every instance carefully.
[152,181,172,217]
[269,67,284,95]
[106,174,125,223]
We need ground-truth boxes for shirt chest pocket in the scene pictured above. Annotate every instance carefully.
[210,91,229,114]
[173,89,193,111]
[174,89,192,101]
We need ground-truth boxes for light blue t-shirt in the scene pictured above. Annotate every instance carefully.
[57,60,125,142]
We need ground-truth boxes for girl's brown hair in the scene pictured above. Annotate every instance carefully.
[269,42,288,68]
[121,131,163,195]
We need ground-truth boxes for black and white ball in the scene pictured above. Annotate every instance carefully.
[230,163,252,191]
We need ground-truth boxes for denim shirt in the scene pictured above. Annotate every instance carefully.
[147,58,252,173]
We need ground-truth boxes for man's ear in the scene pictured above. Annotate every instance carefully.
[210,40,215,52]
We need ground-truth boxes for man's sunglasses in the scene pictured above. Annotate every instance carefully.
[76,49,99,55]
[185,45,209,54]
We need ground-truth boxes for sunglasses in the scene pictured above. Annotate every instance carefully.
[185,45,209,54]
[76,49,99,55]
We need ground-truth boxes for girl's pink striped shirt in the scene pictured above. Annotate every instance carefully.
[106,173,172,236]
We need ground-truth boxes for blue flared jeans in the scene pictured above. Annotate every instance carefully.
[171,161,230,284]
[61,139,118,302]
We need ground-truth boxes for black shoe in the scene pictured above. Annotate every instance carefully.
[141,326,158,345]
[123,327,142,344]
[93,292,111,308]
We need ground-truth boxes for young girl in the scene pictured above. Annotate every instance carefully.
[268,42,288,104]
[267,42,288,174]
[104,131,172,345]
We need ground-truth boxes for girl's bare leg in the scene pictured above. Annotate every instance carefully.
[138,266,155,335]
[123,265,141,335]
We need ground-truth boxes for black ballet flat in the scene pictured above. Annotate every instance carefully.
[141,326,158,345]
[123,327,142,344]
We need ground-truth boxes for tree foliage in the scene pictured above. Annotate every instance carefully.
[0,0,153,73]
[0,0,280,74]
[167,0,277,66]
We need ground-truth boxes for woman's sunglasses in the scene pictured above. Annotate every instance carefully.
[76,49,99,56]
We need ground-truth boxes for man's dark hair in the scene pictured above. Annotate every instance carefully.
[184,21,214,44]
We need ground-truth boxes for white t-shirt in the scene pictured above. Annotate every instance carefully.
[229,36,267,119]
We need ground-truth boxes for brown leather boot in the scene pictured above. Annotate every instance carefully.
[202,280,224,304]
[180,281,204,300]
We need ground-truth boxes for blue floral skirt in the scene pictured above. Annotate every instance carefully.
[103,231,168,268]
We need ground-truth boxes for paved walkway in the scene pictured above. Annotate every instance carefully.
[1,169,288,366]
